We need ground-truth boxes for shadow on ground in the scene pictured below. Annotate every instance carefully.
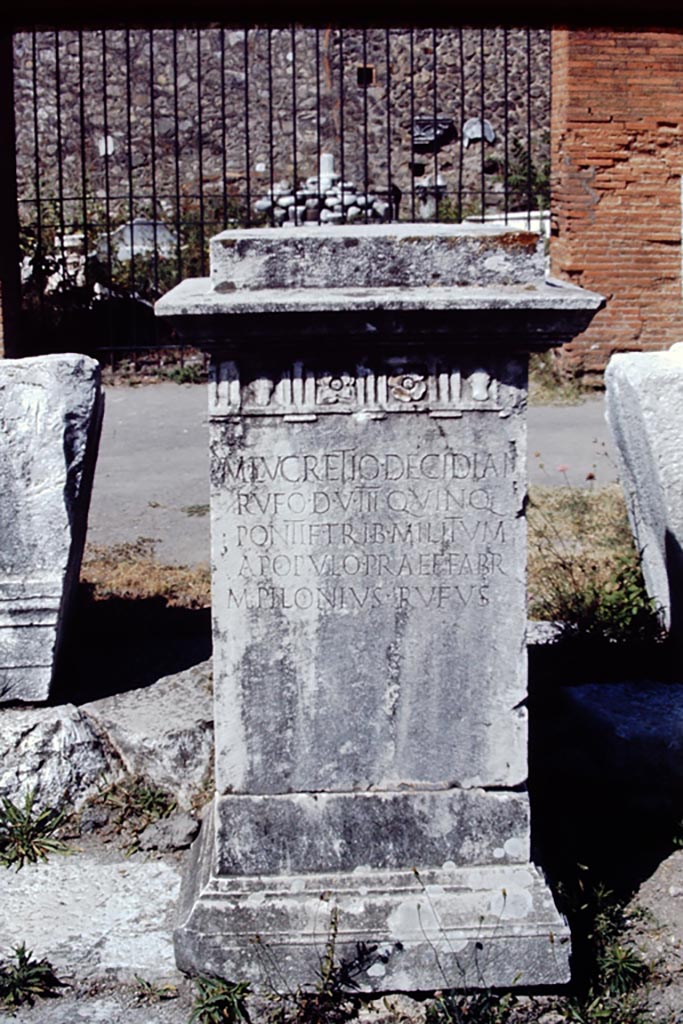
[529,636,683,991]
[52,584,212,704]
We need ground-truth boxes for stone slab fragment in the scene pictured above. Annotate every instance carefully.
[82,660,213,808]
[0,353,103,703]
[211,354,527,795]
[209,223,544,292]
[0,703,113,810]
[0,850,181,980]
[175,806,571,991]
[605,345,683,634]
[214,789,530,875]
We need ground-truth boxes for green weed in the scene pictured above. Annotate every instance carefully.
[529,351,588,406]
[162,363,207,385]
[0,943,65,1010]
[189,976,251,1024]
[91,774,176,855]
[133,974,179,1004]
[427,990,518,1024]
[256,908,379,1024]
[0,790,69,870]
[528,485,665,642]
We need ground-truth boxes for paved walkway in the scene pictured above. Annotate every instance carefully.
[87,383,617,566]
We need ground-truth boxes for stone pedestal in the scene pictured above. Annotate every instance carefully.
[156,224,603,991]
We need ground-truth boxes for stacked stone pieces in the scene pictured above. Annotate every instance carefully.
[253,173,390,225]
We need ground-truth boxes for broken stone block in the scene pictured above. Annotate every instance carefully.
[0,703,112,810]
[605,344,683,636]
[81,660,214,808]
[0,354,103,704]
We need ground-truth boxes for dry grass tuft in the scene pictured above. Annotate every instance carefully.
[528,484,663,640]
[81,537,211,609]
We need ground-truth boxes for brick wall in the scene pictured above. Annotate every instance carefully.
[551,29,683,379]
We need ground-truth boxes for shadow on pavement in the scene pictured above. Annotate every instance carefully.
[52,585,212,704]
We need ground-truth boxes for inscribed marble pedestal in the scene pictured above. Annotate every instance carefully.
[156,224,603,991]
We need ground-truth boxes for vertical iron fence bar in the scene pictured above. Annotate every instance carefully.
[409,28,415,222]
[526,27,532,227]
[479,28,485,223]
[125,29,136,297]
[243,28,251,227]
[101,30,113,294]
[77,31,89,273]
[431,27,438,221]
[503,28,509,223]
[338,28,345,218]
[457,27,465,222]
[196,28,206,274]
[314,26,322,224]
[31,31,44,317]
[385,28,392,220]
[220,28,228,228]
[291,25,298,225]
[267,27,275,226]
[172,29,182,280]
[54,31,66,272]
[362,27,369,222]
[1,31,22,355]
[149,30,159,294]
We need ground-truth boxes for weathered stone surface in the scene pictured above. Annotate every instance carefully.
[82,660,213,808]
[210,223,545,292]
[176,806,570,992]
[0,704,112,810]
[214,790,530,876]
[0,850,181,980]
[138,811,200,852]
[156,224,602,991]
[157,274,603,323]
[211,366,528,796]
[605,345,683,635]
[0,353,103,703]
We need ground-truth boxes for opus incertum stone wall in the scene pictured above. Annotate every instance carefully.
[156,224,603,992]
[0,354,103,703]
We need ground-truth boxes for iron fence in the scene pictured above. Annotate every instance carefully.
[13,25,550,363]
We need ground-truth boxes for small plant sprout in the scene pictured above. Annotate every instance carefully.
[0,943,65,1009]
[0,789,69,870]
[189,976,251,1024]
[94,774,177,855]
[133,974,178,1004]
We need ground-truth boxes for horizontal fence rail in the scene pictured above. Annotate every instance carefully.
[13,25,550,365]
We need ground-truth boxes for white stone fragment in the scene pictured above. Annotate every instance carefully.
[0,354,103,704]
[82,660,214,808]
[605,344,683,633]
[0,703,113,810]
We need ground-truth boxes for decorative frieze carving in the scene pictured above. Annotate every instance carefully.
[209,359,507,418]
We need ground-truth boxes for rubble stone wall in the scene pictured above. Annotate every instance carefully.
[13,27,550,238]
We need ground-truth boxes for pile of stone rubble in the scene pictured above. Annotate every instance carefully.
[254,153,394,225]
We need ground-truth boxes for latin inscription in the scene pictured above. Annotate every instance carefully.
[219,447,517,613]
